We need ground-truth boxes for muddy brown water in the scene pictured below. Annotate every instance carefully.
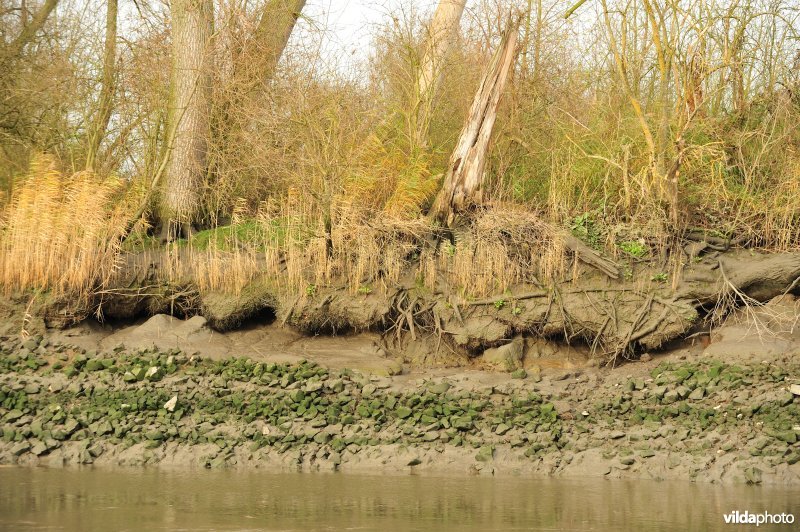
[0,468,798,531]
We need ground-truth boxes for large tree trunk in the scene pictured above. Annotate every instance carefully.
[429,20,520,227]
[161,0,214,240]
[215,0,306,143]
[251,0,306,83]
[414,0,467,147]
[85,0,118,171]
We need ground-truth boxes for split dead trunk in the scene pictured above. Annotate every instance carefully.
[429,19,521,227]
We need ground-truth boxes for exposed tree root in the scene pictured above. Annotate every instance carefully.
[11,245,800,367]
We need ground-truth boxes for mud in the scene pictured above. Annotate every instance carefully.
[1,296,799,484]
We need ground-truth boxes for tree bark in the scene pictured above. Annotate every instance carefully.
[85,0,118,171]
[429,19,520,227]
[161,0,214,240]
[413,0,467,147]
[251,0,306,84]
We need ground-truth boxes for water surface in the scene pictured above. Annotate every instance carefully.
[0,467,798,531]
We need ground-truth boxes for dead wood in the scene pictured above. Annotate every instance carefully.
[429,18,521,227]
[562,235,621,279]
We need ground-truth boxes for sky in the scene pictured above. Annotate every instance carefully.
[293,0,440,73]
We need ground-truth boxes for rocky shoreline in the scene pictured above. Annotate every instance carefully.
[2,332,799,485]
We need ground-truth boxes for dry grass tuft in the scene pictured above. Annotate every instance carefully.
[428,206,565,297]
[0,154,129,303]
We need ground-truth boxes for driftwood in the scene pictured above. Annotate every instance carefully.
[429,18,521,227]
[562,234,621,279]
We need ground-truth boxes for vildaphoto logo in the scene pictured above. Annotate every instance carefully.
[723,511,795,526]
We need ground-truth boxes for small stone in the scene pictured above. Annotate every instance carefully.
[130,366,147,381]
[63,418,80,434]
[31,441,47,456]
[85,359,105,372]
[620,456,635,466]
[495,423,511,436]
[304,381,324,393]
[90,420,112,436]
[313,432,331,444]
[511,369,527,380]
[4,410,24,422]
[663,389,679,404]
[385,360,403,376]
[481,337,524,372]
[208,456,227,468]
[430,382,451,394]
[452,416,473,431]
[23,383,40,394]
[423,431,439,442]
[87,443,104,458]
[11,441,31,456]
[743,467,762,485]
[145,429,164,441]
[395,406,413,419]
[21,338,38,350]
[361,384,377,398]
[475,446,494,462]
[789,384,800,396]
[163,395,178,412]
[610,431,626,440]
[688,388,705,400]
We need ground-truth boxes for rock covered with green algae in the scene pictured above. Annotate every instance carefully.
[0,340,798,483]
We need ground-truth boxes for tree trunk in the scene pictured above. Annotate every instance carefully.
[413,0,467,147]
[161,0,214,240]
[85,0,118,171]
[2,0,59,62]
[429,19,520,227]
[251,0,306,84]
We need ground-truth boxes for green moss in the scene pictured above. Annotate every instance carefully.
[190,220,271,250]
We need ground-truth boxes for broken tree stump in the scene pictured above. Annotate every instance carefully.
[429,18,521,227]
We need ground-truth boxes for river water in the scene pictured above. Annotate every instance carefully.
[0,467,798,531]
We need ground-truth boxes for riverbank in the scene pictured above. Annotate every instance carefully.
[2,312,799,485]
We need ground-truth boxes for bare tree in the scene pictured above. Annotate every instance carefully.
[413,0,467,147]
[2,0,59,62]
[85,0,118,171]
